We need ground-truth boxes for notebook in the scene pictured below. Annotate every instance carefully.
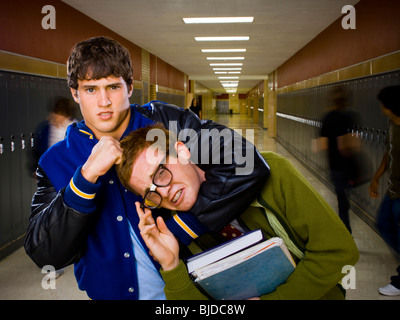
[188,235,296,300]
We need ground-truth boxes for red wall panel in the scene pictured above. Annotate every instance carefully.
[0,0,142,80]
[277,0,400,87]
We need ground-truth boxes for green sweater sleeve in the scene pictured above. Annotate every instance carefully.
[160,260,209,300]
[256,152,359,300]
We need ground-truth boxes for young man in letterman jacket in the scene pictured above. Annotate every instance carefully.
[24,36,269,299]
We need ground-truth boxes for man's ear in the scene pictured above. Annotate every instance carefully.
[127,78,133,97]
[70,88,79,104]
[175,141,190,164]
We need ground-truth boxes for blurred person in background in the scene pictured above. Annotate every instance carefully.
[369,85,400,296]
[28,97,77,276]
[29,97,77,178]
[189,97,202,119]
[318,87,360,234]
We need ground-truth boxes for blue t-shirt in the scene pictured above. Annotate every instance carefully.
[128,221,166,300]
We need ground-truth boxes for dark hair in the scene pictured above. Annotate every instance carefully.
[51,98,76,119]
[67,36,133,89]
[377,85,400,117]
[330,87,350,109]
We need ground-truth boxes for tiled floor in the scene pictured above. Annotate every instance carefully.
[0,113,399,300]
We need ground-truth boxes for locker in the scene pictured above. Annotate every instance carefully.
[29,76,46,127]
[18,75,34,234]
[0,70,72,257]
[0,72,11,247]
[7,73,24,239]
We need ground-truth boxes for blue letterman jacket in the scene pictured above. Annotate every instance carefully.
[37,105,155,299]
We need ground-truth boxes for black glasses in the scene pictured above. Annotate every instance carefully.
[141,164,173,209]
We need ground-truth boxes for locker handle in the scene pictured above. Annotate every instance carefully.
[376,130,381,143]
[30,132,35,148]
[369,129,375,142]
[21,133,26,150]
[10,135,15,152]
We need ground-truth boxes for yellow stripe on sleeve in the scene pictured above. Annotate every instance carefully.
[173,214,198,239]
[69,178,96,200]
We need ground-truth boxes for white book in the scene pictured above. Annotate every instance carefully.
[186,229,264,274]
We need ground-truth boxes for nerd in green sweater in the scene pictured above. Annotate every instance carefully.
[118,127,359,300]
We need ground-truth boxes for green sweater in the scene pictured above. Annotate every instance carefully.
[160,152,359,300]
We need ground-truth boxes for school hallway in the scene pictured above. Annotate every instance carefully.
[0,112,399,300]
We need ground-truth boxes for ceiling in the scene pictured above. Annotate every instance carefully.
[62,0,359,94]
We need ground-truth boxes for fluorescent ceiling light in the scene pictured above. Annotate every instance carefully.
[184,17,254,24]
[229,72,241,74]
[210,63,243,66]
[213,68,242,71]
[207,57,245,60]
[218,76,239,79]
[202,49,246,53]
[195,36,249,42]
[222,83,239,87]
[215,72,227,74]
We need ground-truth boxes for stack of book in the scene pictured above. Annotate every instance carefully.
[186,229,296,300]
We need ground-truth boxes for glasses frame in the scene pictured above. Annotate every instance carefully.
[141,164,173,210]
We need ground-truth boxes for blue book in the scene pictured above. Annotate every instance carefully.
[190,237,296,300]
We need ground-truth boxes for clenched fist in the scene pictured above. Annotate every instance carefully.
[81,136,123,183]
